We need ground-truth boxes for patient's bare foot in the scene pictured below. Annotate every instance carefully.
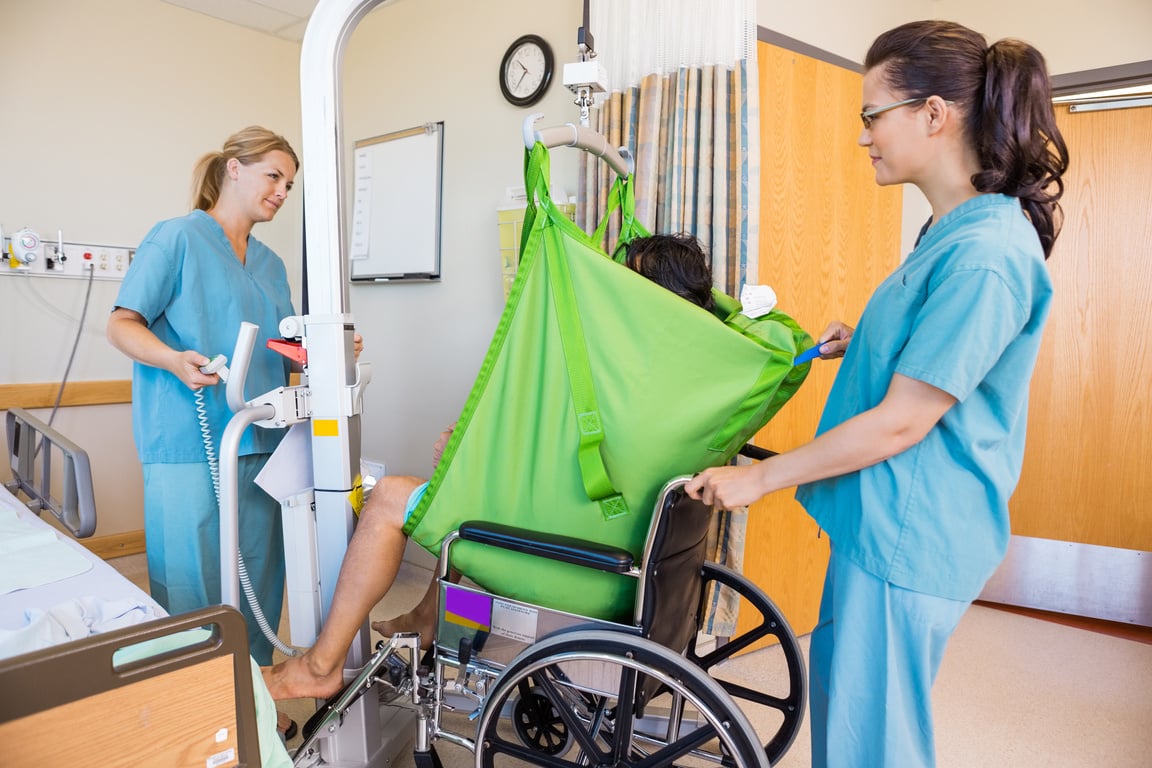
[262,653,345,701]
[372,602,437,650]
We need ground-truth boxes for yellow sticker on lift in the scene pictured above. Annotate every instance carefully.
[312,419,339,437]
[349,475,364,517]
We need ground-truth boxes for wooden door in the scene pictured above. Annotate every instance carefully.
[739,41,903,638]
[1009,104,1152,549]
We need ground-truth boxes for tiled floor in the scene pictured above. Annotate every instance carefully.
[111,554,1152,767]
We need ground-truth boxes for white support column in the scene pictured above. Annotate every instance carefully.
[298,1,410,765]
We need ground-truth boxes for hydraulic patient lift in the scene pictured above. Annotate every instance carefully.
[213,2,808,767]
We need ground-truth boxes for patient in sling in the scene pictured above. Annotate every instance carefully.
[264,233,716,701]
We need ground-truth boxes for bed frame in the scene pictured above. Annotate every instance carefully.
[0,605,261,768]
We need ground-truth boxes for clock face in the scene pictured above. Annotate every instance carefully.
[500,35,553,107]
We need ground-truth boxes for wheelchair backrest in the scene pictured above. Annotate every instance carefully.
[636,478,713,653]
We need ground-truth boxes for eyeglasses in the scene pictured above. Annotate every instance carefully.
[859,97,928,129]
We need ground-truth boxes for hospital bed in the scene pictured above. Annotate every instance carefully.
[0,422,289,768]
[1,409,165,644]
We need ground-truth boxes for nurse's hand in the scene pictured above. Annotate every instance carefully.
[107,308,222,389]
[684,463,772,510]
[176,350,222,390]
[813,321,854,359]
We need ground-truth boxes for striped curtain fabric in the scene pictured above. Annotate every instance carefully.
[578,59,759,296]
[577,7,759,296]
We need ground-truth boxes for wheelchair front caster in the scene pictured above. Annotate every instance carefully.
[509,680,574,755]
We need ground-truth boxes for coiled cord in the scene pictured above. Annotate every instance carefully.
[195,386,299,657]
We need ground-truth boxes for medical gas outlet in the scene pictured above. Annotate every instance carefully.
[1,229,134,280]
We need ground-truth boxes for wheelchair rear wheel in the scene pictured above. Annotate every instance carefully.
[475,629,768,768]
[687,562,807,765]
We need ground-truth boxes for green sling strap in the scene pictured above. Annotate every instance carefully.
[523,146,630,520]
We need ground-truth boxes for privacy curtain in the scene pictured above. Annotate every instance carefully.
[578,0,760,295]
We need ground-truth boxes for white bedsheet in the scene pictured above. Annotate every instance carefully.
[0,485,162,637]
[0,484,291,768]
[0,505,93,595]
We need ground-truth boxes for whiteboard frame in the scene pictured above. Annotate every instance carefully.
[349,122,444,283]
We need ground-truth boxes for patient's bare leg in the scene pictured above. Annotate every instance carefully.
[263,475,425,701]
[371,563,460,648]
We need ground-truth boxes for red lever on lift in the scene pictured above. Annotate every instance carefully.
[267,338,307,365]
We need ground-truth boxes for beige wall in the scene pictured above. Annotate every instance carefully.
[0,0,302,536]
[934,0,1152,76]
[341,0,582,479]
[757,0,919,66]
[756,0,1152,76]
[0,0,582,536]
[2,0,1148,539]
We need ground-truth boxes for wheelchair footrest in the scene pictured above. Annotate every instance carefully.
[294,633,419,764]
[413,746,443,768]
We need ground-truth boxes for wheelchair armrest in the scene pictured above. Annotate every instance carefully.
[738,443,778,461]
[458,520,636,574]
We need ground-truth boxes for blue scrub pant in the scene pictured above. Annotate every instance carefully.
[143,456,285,665]
[809,548,970,768]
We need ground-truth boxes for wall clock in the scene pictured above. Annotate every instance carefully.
[499,34,554,107]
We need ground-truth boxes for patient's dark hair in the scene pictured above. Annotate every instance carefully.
[625,233,715,311]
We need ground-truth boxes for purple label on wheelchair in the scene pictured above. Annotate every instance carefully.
[444,585,491,630]
[444,584,542,645]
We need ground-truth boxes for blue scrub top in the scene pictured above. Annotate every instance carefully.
[796,194,1053,601]
[114,210,295,463]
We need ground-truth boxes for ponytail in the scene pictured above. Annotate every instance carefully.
[190,153,228,211]
[975,40,1069,258]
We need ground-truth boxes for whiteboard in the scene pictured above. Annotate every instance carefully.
[350,123,443,281]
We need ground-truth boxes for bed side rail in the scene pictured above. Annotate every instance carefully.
[4,407,96,537]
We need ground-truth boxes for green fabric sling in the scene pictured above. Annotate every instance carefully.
[402,142,812,621]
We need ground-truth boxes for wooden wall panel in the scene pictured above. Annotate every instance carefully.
[739,42,902,638]
[1009,104,1152,550]
[0,380,131,409]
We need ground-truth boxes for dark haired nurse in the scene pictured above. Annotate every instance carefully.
[686,20,1069,768]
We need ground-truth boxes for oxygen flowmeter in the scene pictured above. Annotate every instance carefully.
[8,227,40,267]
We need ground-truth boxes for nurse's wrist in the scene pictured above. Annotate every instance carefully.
[754,457,781,497]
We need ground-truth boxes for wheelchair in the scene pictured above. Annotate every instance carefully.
[293,470,806,768]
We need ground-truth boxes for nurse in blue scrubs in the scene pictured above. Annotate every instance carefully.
[106,126,298,666]
[687,20,1069,768]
